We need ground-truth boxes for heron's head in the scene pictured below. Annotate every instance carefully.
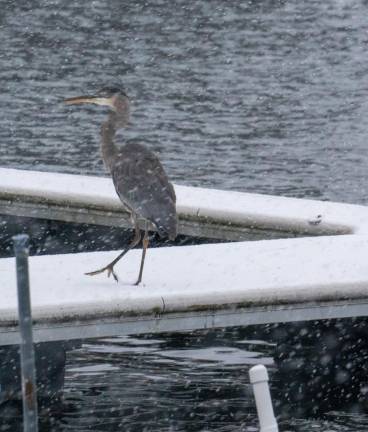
[64,86,130,113]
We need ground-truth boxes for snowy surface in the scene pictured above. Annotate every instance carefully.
[1,167,368,234]
[2,167,368,327]
[2,235,368,323]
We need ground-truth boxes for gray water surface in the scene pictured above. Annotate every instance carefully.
[1,0,368,202]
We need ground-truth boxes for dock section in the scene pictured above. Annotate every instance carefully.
[2,167,368,345]
[2,234,368,345]
[1,168,368,240]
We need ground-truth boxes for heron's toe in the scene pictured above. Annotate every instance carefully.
[106,265,119,282]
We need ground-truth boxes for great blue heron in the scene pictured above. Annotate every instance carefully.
[64,87,177,285]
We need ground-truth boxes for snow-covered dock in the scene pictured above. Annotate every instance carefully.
[2,167,368,345]
[2,235,368,345]
[2,167,368,239]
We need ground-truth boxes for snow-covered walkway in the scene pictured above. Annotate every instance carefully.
[1,168,368,344]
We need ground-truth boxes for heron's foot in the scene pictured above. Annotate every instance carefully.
[134,279,141,286]
[85,264,119,282]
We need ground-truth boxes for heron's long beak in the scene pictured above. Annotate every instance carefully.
[64,95,114,107]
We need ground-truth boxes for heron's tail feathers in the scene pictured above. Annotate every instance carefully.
[155,212,177,241]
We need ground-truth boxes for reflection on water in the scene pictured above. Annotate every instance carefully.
[2,319,368,431]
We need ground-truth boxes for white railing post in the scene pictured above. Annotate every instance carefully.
[249,365,278,432]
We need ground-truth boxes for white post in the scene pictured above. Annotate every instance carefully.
[249,365,278,432]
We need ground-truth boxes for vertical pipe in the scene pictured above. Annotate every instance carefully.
[249,365,278,432]
[13,234,38,432]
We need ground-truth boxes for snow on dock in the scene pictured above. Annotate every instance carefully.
[2,167,368,238]
[2,234,368,344]
[2,167,368,344]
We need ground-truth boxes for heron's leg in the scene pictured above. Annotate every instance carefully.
[85,216,141,282]
[134,228,150,286]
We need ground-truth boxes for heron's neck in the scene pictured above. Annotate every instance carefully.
[100,111,121,172]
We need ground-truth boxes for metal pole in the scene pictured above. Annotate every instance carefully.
[13,234,38,432]
[249,365,278,432]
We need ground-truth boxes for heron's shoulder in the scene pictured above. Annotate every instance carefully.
[113,143,162,168]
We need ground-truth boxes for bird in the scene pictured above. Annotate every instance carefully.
[64,87,177,285]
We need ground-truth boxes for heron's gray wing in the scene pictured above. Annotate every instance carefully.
[111,143,177,239]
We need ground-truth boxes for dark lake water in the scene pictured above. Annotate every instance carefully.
[2,0,368,202]
[1,0,368,430]
[3,320,368,431]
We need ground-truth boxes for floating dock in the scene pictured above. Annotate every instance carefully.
[1,168,368,345]
[2,167,368,240]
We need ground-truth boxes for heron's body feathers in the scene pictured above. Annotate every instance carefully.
[110,142,177,240]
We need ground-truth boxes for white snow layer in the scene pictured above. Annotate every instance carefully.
[1,167,368,233]
[1,167,368,323]
[1,235,368,322]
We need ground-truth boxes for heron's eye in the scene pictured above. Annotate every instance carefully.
[96,86,128,100]
[97,88,111,97]
[98,87,122,97]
